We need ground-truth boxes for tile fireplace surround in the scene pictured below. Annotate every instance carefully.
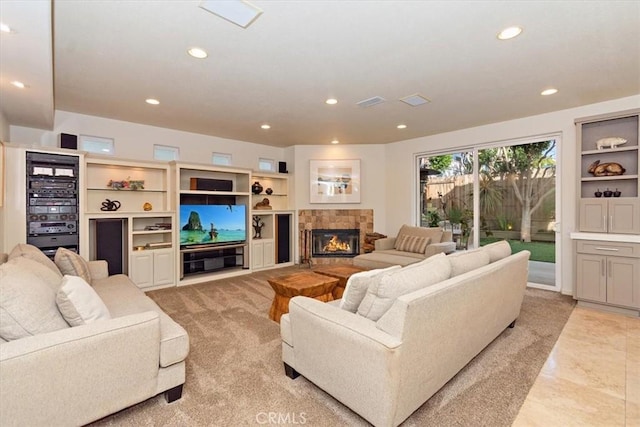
[298,209,373,265]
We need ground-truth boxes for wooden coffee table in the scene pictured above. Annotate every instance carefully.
[268,271,339,323]
[313,265,368,299]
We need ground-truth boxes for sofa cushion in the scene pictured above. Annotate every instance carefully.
[0,260,70,341]
[55,248,92,284]
[7,256,63,292]
[93,276,189,367]
[448,248,491,277]
[56,275,111,326]
[8,243,62,278]
[340,265,401,312]
[357,253,452,321]
[396,225,443,246]
[483,240,512,263]
[394,235,430,254]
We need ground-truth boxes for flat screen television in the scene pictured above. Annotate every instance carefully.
[179,204,246,247]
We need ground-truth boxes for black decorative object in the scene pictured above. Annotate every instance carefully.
[594,189,603,197]
[252,181,263,194]
[265,187,273,195]
[614,188,622,197]
[100,199,121,211]
[603,188,613,197]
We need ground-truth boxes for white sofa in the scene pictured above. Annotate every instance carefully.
[353,225,457,269]
[281,241,528,427]
[0,244,189,426]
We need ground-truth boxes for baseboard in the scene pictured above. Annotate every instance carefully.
[577,300,640,317]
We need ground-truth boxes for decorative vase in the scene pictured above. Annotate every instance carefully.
[613,188,622,197]
[594,189,603,197]
[265,188,273,195]
[252,181,263,194]
[603,188,613,197]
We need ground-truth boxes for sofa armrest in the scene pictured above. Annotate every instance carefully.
[375,237,397,251]
[88,260,109,280]
[426,241,457,257]
[0,311,161,426]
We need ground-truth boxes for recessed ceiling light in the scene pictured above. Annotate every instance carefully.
[10,81,26,89]
[541,88,558,96]
[497,26,523,40]
[397,124,407,129]
[0,23,12,33]
[145,98,160,105]
[188,47,208,59]
[325,98,338,105]
[331,139,339,144]
[261,124,271,130]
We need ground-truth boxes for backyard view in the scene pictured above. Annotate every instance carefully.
[419,140,557,284]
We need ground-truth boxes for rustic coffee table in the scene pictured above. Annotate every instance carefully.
[313,265,368,299]
[268,271,338,323]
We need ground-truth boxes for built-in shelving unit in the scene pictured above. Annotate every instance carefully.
[171,162,252,285]
[573,108,640,315]
[84,156,175,290]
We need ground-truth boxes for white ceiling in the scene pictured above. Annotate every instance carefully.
[1,1,639,147]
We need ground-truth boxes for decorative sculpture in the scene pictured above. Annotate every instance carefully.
[596,137,627,150]
[588,160,625,177]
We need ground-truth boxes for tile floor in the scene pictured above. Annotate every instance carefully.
[513,306,640,427]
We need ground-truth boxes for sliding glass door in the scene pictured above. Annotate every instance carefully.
[417,137,558,287]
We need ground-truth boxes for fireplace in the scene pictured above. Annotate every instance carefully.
[312,229,360,258]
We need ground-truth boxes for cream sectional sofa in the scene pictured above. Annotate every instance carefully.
[0,244,189,426]
[353,224,457,269]
[281,241,528,427]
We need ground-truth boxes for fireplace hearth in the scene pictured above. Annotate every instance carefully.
[312,229,360,258]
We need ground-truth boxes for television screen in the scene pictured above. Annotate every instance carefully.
[179,204,246,247]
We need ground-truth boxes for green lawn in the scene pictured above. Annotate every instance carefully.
[479,237,555,263]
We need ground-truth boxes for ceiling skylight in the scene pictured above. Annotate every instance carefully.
[199,0,263,29]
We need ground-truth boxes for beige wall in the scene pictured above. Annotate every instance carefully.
[0,110,9,142]
[9,110,286,171]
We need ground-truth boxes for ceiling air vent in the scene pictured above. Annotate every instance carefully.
[400,94,431,107]
[357,96,386,108]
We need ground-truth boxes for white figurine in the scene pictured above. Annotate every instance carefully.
[596,137,627,150]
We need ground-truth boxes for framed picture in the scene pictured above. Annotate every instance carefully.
[309,159,361,204]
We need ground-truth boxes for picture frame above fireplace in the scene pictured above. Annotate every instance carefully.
[309,159,361,204]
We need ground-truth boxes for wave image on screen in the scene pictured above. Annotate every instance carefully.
[179,204,246,247]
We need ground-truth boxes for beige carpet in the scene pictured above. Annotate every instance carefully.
[92,267,575,426]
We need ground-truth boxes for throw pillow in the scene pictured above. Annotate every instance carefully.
[8,243,62,278]
[7,256,63,292]
[54,248,92,284]
[357,253,452,321]
[483,240,512,263]
[340,265,401,312]
[0,260,70,341]
[448,248,490,277]
[56,275,111,327]
[394,235,431,254]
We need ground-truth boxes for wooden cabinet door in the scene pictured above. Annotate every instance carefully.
[130,252,154,289]
[263,240,275,268]
[252,242,264,269]
[154,249,175,286]
[579,199,608,233]
[576,254,607,303]
[609,199,640,234]
[607,256,640,308]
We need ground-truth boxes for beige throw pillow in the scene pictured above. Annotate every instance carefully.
[394,235,431,254]
[357,253,452,321]
[55,248,92,284]
[340,266,401,313]
[482,240,512,263]
[9,243,62,278]
[6,256,63,292]
[448,248,491,277]
[56,275,111,327]
[0,261,69,341]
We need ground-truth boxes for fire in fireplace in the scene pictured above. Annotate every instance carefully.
[312,229,360,258]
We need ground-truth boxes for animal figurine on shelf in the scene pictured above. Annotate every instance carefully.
[596,137,627,150]
[588,160,626,177]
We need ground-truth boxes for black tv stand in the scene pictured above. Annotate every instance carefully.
[180,243,247,278]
